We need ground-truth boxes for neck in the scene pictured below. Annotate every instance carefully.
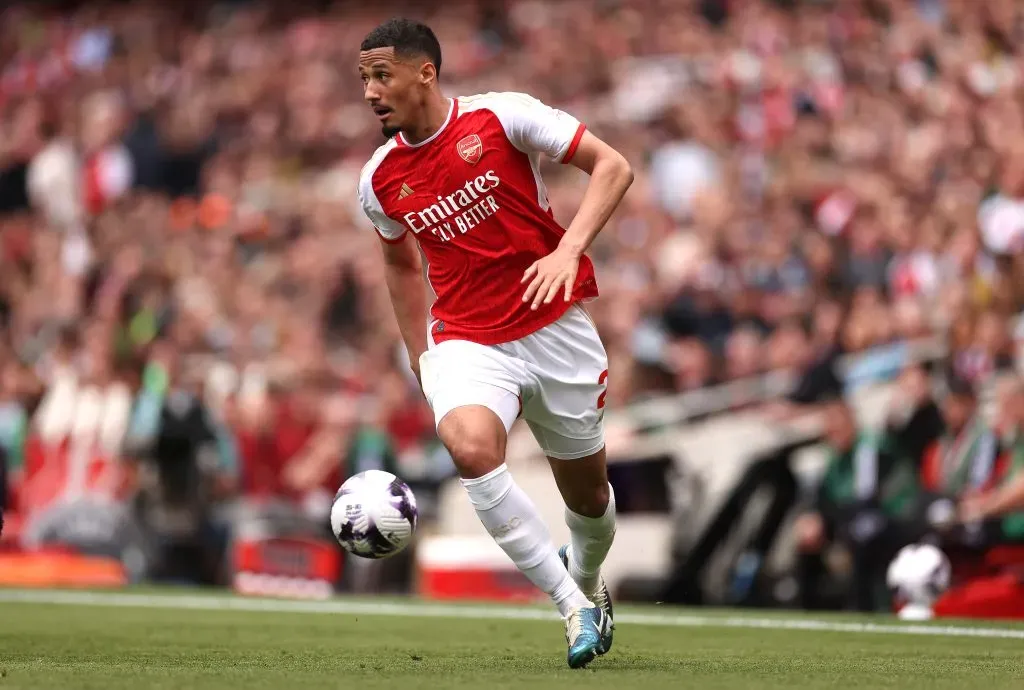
[404,92,450,145]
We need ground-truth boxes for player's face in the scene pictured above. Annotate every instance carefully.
[358,48,428,138]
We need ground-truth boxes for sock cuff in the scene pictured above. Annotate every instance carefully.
[565,483,616,532]
[461,463,513,511]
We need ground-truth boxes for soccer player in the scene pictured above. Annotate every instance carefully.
[356,19,633,668]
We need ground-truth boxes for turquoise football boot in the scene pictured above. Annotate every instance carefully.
[564,605,610,669]
[559,544,614,654]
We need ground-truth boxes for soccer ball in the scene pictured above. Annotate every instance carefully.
[330,470,418,559]
[886,543,951,619]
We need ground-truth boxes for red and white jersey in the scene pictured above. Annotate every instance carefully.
[357,92,598,346]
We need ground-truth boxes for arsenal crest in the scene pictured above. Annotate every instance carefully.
[457,134,483,165]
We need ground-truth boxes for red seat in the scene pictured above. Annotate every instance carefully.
[985,546,1024,569]
[931,545,1024,620]
[935,572,1024,620]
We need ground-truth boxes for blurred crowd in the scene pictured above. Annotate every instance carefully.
[785,365,1024,613]
[2,0,1024,571]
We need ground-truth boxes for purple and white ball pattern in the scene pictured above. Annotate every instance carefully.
[330,470,418,559]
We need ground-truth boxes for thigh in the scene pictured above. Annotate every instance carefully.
[420,339,523,479]
[517,304,609,461]
[419,339,523,434]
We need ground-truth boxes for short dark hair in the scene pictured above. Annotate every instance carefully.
[360,18,442,77]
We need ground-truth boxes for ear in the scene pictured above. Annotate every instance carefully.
[419,61,437,87]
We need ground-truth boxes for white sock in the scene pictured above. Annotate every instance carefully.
[565,484,616,595]
[462,464,592,617]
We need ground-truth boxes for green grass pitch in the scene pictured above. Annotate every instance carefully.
[1,589,1023,689]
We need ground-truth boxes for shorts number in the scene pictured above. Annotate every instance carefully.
[597,369,609,410]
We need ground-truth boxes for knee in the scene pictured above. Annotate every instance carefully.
[438,407,507,479]
[446,433,504,479]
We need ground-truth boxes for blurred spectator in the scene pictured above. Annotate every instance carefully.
[233,374,398,521]
[782,300,845,407]
[952,310,1016,384]
[26,100,82,235]
[907,375,1018,563]
[883,362,944,469]
[765,320,810,373]
[724,326,764,381]
[664,338,714,392]
[795,396,921,611]
[126,343,236,583]
[959,376,1024,542]
[920,376,1001,497]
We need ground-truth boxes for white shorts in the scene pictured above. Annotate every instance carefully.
[418,303,608,460]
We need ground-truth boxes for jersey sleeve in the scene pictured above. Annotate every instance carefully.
[491,93,587,164]
[357,161,407,243]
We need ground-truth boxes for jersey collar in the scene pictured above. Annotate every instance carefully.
[398,98,457,148]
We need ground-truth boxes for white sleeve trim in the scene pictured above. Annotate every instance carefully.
[357,140,406,241]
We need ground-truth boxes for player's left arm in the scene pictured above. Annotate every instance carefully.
[521,130,633,310]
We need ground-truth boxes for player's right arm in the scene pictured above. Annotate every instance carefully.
[380,235,428,383]
[357,159,428,384]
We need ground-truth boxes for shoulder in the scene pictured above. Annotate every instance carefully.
[457,92,582,159]
[458,92,553,129]
[356,139,407,239]
[357,138,401,203]
[459,91,545,114]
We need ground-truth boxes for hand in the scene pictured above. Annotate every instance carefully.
[761,401,795,422]
[521,247,580,311]
[238,397,271,431]
[959,494,989,524]
[282,458,321,493]
[794,512,826,553]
